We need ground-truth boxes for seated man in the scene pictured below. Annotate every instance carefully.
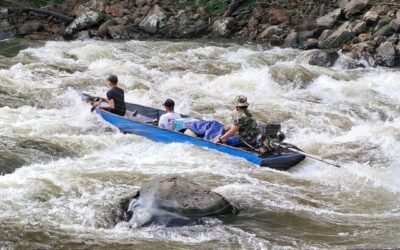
[213,95,260,147]
[159,98,181,130]
[96,75,126,116]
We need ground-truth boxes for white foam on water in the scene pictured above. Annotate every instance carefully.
[1,39,400,248]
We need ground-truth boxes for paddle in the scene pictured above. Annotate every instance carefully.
[80,93,101,112]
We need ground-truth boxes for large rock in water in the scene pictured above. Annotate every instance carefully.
[375,41,396,67]
[309,50,340,67]
[64,10,103,39]
[123,176,239,227]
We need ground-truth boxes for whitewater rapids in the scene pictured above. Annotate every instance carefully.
[1,39,400,249]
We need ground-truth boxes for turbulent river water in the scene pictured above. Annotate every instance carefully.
[1,38,400,249]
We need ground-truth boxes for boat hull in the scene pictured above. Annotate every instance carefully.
[95,109,305,171]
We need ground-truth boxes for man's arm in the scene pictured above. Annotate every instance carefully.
[213,125,239,144]
[158,115,165,128]
[97,98,115,110]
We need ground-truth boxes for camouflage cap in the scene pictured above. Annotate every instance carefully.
[234,95,249,107]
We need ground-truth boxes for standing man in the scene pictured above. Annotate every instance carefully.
[158,98,181,130]
[96,75,126,116]
[213,95,260,146]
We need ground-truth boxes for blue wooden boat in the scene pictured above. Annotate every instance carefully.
[83,94,305,171]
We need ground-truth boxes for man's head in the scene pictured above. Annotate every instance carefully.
[234,95,249,110]
[163,98,175,111]
[107,75,118,86]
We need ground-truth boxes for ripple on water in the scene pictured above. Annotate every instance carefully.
[0,39,400,249]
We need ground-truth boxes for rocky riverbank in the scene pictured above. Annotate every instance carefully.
[1,0,400,68]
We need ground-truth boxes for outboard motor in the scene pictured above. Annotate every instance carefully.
[256,121,285,155]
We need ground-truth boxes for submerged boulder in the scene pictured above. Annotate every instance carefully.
[309,50,340,67]
[122,176,239,227]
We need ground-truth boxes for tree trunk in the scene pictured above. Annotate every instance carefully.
[4,0,74,22]
[223,0,247,18]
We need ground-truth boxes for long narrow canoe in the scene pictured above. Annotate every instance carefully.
[85,97,305,171]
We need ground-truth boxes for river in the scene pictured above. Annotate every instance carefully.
[1,38,400,249]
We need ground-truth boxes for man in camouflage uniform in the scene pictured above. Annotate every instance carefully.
[213,95,261,147]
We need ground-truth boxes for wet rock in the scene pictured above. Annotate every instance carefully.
[123,176,239,227]
[76,30,90,40]
[178,19,208,38]
[397,43,400,55]
[351,21,367,35]
[363,9,378,25]
[387,34,399,44]
[373,25,394,38]
[374,19,388,33]
[0,152,26,175]
[282,30,298,48]
[349,41,370,54]
[64,10,103,39]
[397,11,400,21]
[298,30,315,45]
[309,50,339,67]
[212,17,235,37]
[257,25,283,43]
[300,38,319,50]
[374,36,386,46]
[320,22,354,49]
[375,41,396,67]
[18,21,42,35]
[139,4,167,34]
[318,29,333,42]
[107,25,128,39]
[98,19,115,38]
[369,5,390,16]
[316,8,342,29]
[343,0,369,18]
[389,19,400,32]
[18,139,76,158]
[358,32,371,42]
[269,35,283,46]
[106,4,124,17]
